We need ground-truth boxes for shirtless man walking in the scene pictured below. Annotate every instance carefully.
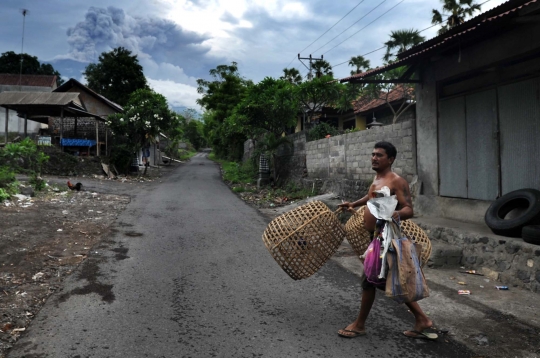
[337,141,435,340]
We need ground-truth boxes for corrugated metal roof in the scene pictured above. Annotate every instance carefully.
[340,0,538,83]
[54,78,123,112]
[0,92,80,106]
[0,74,57,87]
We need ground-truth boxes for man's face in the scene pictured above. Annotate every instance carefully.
[371,147,394,172]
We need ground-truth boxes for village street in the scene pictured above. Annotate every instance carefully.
[3,153,476,358]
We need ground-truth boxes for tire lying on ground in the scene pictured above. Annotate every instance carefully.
[522,225,540,245]
[484,189,540,237]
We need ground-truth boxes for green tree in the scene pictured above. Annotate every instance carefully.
[383,29,425,62]
[196,62,252,159]
[84,47,148,106]
[184,120,204,150]
[348,55,371,76]
[295,75,342,126]
[312,59,333,78]
[234,77,298,138]
[280,68,303,85]
[432,0,481,35]
[0,51,64,86]
[106,88,174,174]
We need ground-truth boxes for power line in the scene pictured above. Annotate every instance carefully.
[283,0,367,70]
[299,0,367,54]
[330,0,493,69]
[323,0,404,56]
[311,0,387,55]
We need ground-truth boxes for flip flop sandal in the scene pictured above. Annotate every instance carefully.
[338,328,367,338]
[403,330,438,341]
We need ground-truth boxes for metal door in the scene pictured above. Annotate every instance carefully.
[439,96,467,198]
[498,77,540,194]
[465,89,499,200]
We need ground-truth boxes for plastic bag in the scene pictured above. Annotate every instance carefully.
[385,222,429,303]
[363,235,386,288]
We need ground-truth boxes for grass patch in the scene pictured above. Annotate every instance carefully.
[209,154,257,185]
[178,150,197,161]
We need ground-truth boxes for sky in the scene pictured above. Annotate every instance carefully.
[0,0,507,113]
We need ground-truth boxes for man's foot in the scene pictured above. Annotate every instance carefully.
[403,330,438,340]
[338,328,366,338]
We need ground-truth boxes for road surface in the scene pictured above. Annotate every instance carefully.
[9,153,472,357]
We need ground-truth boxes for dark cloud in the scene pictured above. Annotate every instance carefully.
[57,6,214,76]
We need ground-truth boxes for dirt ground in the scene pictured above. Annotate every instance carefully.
[0,169,166,358]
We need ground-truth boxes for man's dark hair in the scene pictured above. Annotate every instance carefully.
[374,141,397,159]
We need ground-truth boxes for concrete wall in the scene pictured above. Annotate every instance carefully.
[306,120,416,182]
[275,131,307,182]
[0,107,45,137]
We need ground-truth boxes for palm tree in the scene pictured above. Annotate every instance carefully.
[280,68,302,85]
[348,56,371,76]
[432,0,481,35]
[383,29,425,62]
[312,59,333,79]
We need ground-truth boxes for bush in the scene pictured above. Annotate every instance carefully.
[0,166,18,201]
[0,188,10,201]
[109,144,134,174]
[308,122,339,141]
[0,138,49,174]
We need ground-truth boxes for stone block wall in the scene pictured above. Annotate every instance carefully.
[275,131,307,182]
[306,120,416,182]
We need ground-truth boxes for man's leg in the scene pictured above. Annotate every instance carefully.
[338,286,376,337]
[404,301,433,333]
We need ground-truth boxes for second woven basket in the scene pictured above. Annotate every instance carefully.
[262,201,346,280]
[344,206,432,267]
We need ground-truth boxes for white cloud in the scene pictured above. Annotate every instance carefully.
[147,78,201,111]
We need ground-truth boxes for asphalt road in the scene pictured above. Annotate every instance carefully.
[9,154,473,358]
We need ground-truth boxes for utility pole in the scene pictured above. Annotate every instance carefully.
[19,9,29,91]
[298,54,323,81]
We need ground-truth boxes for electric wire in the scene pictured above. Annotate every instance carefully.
[283,0,367,70]
[330,0,493,69]
[311,0,387,55]
[322,0,405,56]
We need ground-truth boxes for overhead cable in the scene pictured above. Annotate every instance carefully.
[311,0,387,55]
[283,0,367,70]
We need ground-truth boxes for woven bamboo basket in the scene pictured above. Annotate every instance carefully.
[344,206,432,266]
[262,201,346,280]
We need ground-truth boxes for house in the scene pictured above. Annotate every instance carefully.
[352,85,415,128]
[50,78,122,155]
[0,74,57,138]
[295,86,415,133]
[339,0,540,223]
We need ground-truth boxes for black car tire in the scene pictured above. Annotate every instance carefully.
[522,225,540,245]
[485,189,540,237]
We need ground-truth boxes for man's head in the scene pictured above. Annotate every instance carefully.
[371,141,397,172]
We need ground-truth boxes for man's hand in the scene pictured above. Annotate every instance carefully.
[392,211,400,222]
[338,202,356,213]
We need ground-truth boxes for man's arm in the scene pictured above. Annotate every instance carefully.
[394,177,413,221]
[338,194,369,212]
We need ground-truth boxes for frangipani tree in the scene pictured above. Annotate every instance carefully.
[106,88,177,174]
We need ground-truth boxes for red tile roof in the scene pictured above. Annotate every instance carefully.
[353,86,413,114]
[340,0,538,83]
[0,74,57,87]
